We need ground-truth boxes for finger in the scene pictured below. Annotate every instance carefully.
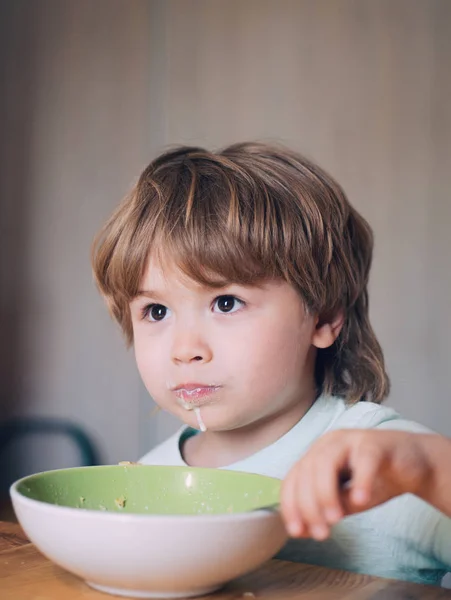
[280,467,306,538]
[295,460,331,541]
[313,450,347,526]
[347,443,383,510]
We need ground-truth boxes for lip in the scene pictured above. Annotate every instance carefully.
[172,384,221,405]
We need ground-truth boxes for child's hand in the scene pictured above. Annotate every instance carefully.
[281,429,435,541]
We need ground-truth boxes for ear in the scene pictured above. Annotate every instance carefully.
[312,312,344,349]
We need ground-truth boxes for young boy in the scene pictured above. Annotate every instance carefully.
[92,142,451,585]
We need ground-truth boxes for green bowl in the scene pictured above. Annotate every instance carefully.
[15,464,280,515]
[11,465,287,598]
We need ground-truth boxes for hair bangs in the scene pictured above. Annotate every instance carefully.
[149,160,287,288]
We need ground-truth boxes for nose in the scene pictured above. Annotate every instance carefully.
[171,324,213,365]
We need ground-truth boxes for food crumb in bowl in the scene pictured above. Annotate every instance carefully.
[79,496,85,504]
[118,461,141,466]
[99,504,106,511]
[114,496,126,509]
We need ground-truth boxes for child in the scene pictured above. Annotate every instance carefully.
[282,429,451,535]
[92,142,451,585]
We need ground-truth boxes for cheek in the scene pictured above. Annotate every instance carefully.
[133,333,165,390]
[239,318,313,388]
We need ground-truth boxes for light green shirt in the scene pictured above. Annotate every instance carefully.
[140,396,451,585]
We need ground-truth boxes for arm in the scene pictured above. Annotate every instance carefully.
[281,430,451,541]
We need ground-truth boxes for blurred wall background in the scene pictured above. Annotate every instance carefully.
[0,0,450,479]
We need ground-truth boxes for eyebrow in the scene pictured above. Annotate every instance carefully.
[135,281,264,301]
[135,290,163,300]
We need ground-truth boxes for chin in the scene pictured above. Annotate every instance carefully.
[178,404,249,433]
[198,418,249,433]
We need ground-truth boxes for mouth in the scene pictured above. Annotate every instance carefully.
[171,384,221,408]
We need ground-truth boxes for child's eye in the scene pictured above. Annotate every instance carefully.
[213,295,244,314]
[142,303,171,322]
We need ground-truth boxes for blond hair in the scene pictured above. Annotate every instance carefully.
[92,142,389,403]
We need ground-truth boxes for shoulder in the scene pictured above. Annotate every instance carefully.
[139,427,188,466]
[328,400,433,433]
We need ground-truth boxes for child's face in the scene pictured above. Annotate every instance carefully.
[130,255,327,433]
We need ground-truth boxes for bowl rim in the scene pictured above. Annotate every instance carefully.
[10,465,282,524]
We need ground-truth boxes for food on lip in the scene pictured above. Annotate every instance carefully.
[176,398,208,432]
[174,385,220,402]
[176,397,196,411]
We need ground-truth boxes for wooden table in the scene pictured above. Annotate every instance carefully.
[1,521,451,600]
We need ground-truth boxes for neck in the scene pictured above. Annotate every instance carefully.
[182,388,316,468]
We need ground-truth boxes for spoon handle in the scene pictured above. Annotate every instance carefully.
[256,469,352,513]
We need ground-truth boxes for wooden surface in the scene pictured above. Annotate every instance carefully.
[1,521,451,599]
